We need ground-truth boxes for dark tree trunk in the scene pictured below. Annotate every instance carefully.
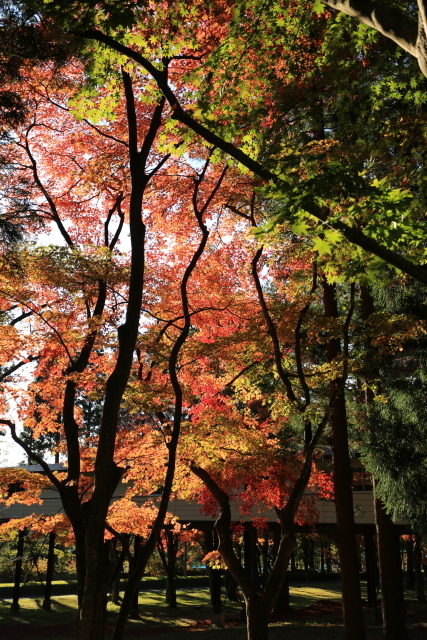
[212,530,222,615]
[183,541,187,577]
[111,571,121,605]
[261,530,269,586]
[331,394,365,640]
[42,531,56,611]
[109,539,124,605]
[164,529,177,609]
[77,536,115,640]
[273,577,290,613]
[326,543,332,573]
[414,533,426,603]
[167,531,177,607]
[203,529,214,603]
[290,549,296,573]
[244,525,259,588]
[406,538,415,589]
[374,494,408,640]
[225,570,238,601]
[246,596,270,640]
[364,525,378,611]
[129,536,141,618]
[309,538,315,573]
[11,527,25,614]
[271,526,290,613]
[165,570,177,608]
[302,537,309,576]
[323,280,366,640]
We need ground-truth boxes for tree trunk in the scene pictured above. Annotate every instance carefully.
[246,596,270,640]
[129,535,141,618]
[261,531,269,586]
[225,569,238,601]
[406,538,415,590]
[323,280,366,640]
[374,493,408,640]
[290,549,296,573]
[165,530,177,608]
[111,572,121,605]
[77,535,115,640]
[42,531,56,611]
[364,525,378,611]
[309,538,315,573]
[326,548,332,573]
[273,577,290,613]
[414,533,426,603]
[11,527,25,614]
[244,525,259,589]
[183,541,187,577]
[211,530,222,615]
[331,394,365,640]
[165,570,177,608]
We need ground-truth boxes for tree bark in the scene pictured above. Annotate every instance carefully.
[363,525,378,610]
[290,550,296,573]
[165,530,177,609]
[406,538,415,590]
[42,531,56,611]
[414,533,426,603]
[374,494,408,639]
[323,280,366,640]
[225,570,238,602]
[11,527,25,613]
[129,536,141,619]
[246,596,270,640]
[272,527,290,613]
[77,538,115,640]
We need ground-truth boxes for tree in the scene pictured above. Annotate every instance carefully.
[55,0,427,289]
[321,0,427,78]
[168,210,354,639]
[0,55,232,640]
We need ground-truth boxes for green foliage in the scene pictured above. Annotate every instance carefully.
[361,282,427,534]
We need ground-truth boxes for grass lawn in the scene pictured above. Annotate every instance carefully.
[0,582,426,639]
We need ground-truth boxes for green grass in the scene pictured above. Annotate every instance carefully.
[0,574,210,599]
[0,584,342,628]
[1,581,426,640]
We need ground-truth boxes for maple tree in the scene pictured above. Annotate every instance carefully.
[0,53,237,640]
[159,201,354,639]
[37,0,425,293]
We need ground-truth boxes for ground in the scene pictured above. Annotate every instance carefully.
[0,583,426,639]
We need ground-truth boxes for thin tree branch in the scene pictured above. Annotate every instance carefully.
[0,419,61,489]
[0,355,39,382]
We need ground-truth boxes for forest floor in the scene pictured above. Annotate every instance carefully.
[0,583,426,639]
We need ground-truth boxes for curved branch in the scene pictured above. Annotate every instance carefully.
[79,28,427,286]
[0,419,61,490]
[190,464,255,595]
[251,247,298,403]
[294,261,318,408]
[0,355,39,382]
[23,128,73,247]
[322,1,418,56]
